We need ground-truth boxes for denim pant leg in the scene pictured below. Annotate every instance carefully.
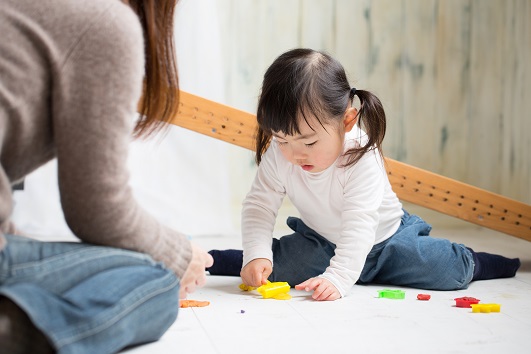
[269,217,336,285]
[0,235,179,354]
[359,211,474,290]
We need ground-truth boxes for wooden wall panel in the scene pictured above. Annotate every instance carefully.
[214,0,530,208]
[467,0,505,196]
[434,0,471,180]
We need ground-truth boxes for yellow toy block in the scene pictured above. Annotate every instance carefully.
[239,281,292,300]
[470,303,501,313]
[257,282,291,300]
[239,283,256,292]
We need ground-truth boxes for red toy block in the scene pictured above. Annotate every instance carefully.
[417,294,431,300]
[454,296,480,308]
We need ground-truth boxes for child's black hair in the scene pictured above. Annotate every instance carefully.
[255,48,386,167]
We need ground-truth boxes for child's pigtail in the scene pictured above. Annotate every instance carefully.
[343,89,386,167]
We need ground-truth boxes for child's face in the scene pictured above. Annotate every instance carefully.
[272,117,346,173]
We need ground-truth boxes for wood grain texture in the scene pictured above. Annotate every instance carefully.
[170,91,531,241]
[215,0,530,206]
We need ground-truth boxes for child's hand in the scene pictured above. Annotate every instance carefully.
[295,277,341,301]
[240,258,272,287]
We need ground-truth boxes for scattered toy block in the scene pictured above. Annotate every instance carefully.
[471,303,501,313]
[179,300,210,308]
[257,282,291,300]
[417,294,431,301]
[378,289,405,299]
[454,296,480,308]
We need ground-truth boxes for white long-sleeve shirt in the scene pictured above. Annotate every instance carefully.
[241,127,403,297]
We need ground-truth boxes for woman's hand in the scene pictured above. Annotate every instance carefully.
[295,277,341,301]
[240,258,272,287]
[179,243,213,298]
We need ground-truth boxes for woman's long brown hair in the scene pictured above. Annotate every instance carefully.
[125,0,180,138]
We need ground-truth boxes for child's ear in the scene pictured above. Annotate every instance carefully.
[343,107,358,132]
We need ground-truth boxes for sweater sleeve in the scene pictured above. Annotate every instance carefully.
[52,5,192,277]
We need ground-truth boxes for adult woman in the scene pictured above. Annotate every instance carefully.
[0,0,213,352]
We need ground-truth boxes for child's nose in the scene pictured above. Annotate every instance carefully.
[291,147,306,160]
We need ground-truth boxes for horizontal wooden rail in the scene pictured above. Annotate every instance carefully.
[168,91,531,242]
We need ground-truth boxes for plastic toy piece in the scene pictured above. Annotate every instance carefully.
[454,296,480,308]
[239,283,256,291]
[239,281,291,300]
[378,289,405,299]
[179,300,210,308]
[257,282,291,300]
[417,294,431,301]
[471,303,501,313]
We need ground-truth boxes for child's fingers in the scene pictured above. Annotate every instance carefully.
[313,283,334,301]
[261,267,272,285]
[295,278,318,291]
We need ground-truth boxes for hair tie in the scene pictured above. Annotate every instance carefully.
[350,87,357,98]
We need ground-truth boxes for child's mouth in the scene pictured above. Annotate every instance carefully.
[301,164,314,171]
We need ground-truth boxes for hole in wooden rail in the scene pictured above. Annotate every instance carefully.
[211,128,216,133]
[429,193,433,197]
[237,130,242,134]
[443,198,448,202]
[489,204,494,208]
[414,188,419,192]
[400,184,404,188]
[460,195,465,199]
[417,181,421,185]
[504,209,508,213]
[501,217,506,221]
[221,125,226,129]
[475,200,479,203]
[458,203,462,207]
[515,221,520,225]
[472,207,477,211]
[518,214,522,218]
[446,191,451,194]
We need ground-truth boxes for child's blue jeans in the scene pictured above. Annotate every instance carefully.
[269,211,474,290]
[0,234,179,354]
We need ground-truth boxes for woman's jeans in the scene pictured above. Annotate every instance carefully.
[0,234,179,354]
[269,211,474,290]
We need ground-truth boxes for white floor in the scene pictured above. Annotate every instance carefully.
[123,225,531,354]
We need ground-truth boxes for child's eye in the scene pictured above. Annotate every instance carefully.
[305,141,317,147]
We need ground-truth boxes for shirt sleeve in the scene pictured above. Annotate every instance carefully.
[241,142,286,267]
[52,5,192,277]
[319,152,386,297]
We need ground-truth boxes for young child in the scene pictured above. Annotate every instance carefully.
[207,48,520,301]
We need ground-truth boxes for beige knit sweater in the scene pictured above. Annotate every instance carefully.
[0,0,192,277]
